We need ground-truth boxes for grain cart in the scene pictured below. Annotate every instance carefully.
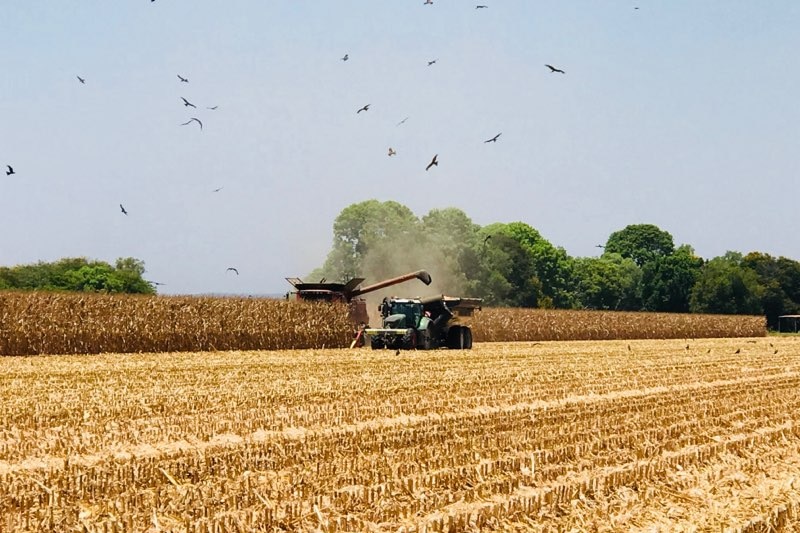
[365,295,482,350]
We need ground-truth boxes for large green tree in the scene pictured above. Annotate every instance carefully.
[605,224,675,267]
[573,253,641,310]
[741,252,800,327]
[639,245,703,312]
[313,200,420,281]
[690,252,763,315]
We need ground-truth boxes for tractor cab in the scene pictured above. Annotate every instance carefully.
[379,298,423,330]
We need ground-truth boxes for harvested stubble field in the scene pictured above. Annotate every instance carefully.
[3,338,800,532]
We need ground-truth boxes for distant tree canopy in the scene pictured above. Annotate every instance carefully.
[0,257,156,294]
[310,200,800,327]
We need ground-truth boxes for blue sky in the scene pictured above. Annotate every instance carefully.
[1,1,798,294]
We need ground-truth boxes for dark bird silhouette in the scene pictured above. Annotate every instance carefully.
[5,165,14,176]
[212,187,223,193]
[424,0,433,4]
[545,64,566,74]
[181,117,203,130]
[341,53,349,61]
[226,267,239,275]
[774,349,779,354]
[628,344,631,351]
[685,344,690,350]
[150,281,166,286]
[427,59,437,66]
[425,154,438,171]
[395,349,401,356]
[396,116,409,126]
[77,76,85,84]
[177,74,189,83]
[181,97,196,108]
[356,104,370,114]
[206,106,218,110]
[707,349,711,353]
[388,147,396,156]
[476,5,488,8]
[596,244,605,248]
[484,133,502,143]
[483,235,492,244]
[734,348,741,354]
[120,204,128,215]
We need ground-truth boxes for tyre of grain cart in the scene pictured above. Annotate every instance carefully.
[447,326,466,349]
[464,327,473,349]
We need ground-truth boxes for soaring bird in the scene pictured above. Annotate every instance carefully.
[77,76,86,84]
[427,59,437,66]
[181,117,203,130]
[396,116,409,126]
[356,104,370,113]
[596,244,605,248]
[388,147,396,156]
[5,165,14,176]
[425,154,438,171]
[212,186,223,193]
[206,106,219,110]
[545,64,566,74]
[120,204,128,215]
[484,132,502,143]
[226,267,239,275]
[341,53,349,61]
[476,5,488,8]
[181,97,196,108]
[177,74,188,83]
[424,0,433,4]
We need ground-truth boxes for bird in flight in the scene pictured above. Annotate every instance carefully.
[388,147,397,156]
[206,106,219,110]
[181,97,196,108]
[476,5,488,8]
[425,154,438,171]
[181,117,203,130]
[545,64,566,74]
[77,76,86,84]
[120,204,128,215]
[177,74,188,83]
[596,244,605,248]
[341,53,349,61]
[226,267,239,275]
[357,104,370,114]
[427,59,438,66]
[5,165,14,176]
[484,133,502,143]
[424,0,433,4]
[396,116,409,126]
[212,186,224,193]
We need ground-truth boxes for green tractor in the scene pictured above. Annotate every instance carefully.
[365,295,482,350]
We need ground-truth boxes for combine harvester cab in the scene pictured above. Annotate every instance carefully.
[366,295,482,350]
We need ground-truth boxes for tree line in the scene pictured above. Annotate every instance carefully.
[0,257,155,295]
[310,200,800,328]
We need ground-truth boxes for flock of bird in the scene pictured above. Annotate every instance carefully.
[2,1,586,285]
